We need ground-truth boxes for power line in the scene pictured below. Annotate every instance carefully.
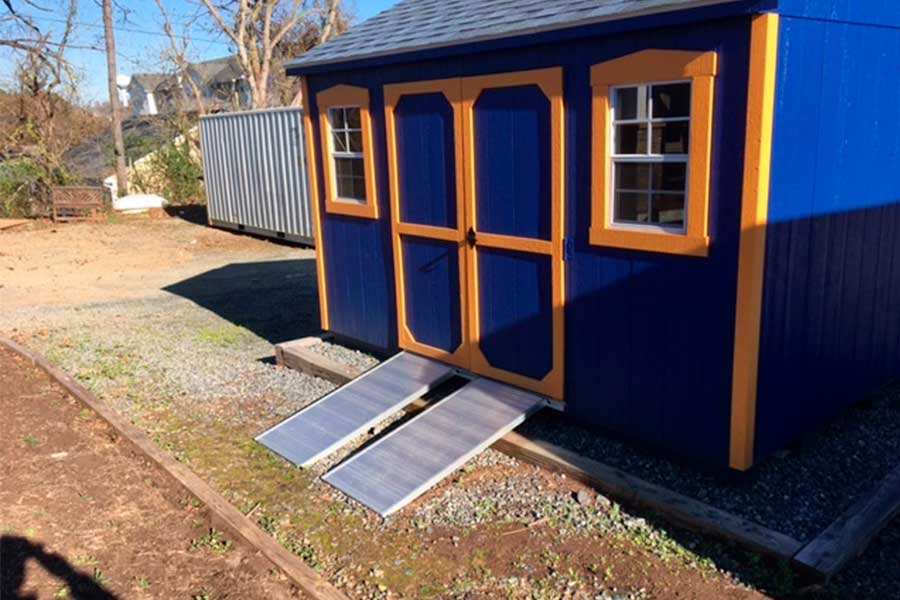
[20,13,233,46]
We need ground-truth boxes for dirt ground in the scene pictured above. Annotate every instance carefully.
[0,214,307,310]
[2,213,886,599]
[0,346,303,600]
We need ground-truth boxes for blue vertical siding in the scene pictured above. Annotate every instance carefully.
[563,19,752,466]
[307,14,753,466]
[755,15,900,460]
[307,80,396,350]
[778,0,900,27]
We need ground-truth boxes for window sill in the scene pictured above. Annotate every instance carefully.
[325,199,378,219]
[589,226,709,257]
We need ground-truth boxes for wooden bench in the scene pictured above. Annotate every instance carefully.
[51,186,106,222]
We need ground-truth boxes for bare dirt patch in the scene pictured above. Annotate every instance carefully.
[0,346,303,600]
[0,215,307,309]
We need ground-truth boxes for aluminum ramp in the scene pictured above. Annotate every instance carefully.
[256,352,454,466]
[323,377,545,516]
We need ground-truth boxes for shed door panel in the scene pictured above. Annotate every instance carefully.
[463,71,565,399]
[386,70,564,399]
[396,93,458,229]
[386,82,469,368]
[473,86,552,241]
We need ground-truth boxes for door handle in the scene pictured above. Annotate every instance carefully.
[466,227,477,248]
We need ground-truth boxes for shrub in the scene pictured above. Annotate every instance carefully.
[135,139,203,206]
[0,157,78,217]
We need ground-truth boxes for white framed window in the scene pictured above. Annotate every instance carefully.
[327,106,367,203]
[610,81,691,232]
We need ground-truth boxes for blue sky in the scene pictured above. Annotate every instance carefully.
[2,0,398,103]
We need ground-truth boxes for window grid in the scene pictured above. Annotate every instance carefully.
[610,80,691,232]
[328,106,367,203]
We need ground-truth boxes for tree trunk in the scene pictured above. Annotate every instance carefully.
[102,0,127,197]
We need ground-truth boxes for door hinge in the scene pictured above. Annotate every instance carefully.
[563,237,574,261]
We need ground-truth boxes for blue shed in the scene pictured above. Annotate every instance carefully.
[286,0,900,471]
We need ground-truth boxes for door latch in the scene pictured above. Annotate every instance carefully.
[466,227,477,248]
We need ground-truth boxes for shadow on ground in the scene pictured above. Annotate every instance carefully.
[163,204,209,226]
[0,536,118,600]
[163,258,321,344]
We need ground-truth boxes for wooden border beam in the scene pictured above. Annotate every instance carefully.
[1,336,348,600]
[793,466,900,580]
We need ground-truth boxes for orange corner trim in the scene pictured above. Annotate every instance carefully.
[302,77,330,330]
[730,14,780,471]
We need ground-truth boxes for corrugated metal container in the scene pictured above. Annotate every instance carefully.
[200,107,314,244]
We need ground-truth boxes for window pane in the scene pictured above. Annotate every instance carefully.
[332,130,347,152]
[352,157,365,178]
[346,107,361,129]
[336,175,355,199]
[336,157,364,178]
[352,177,367,201]
[614,87,638,121]
[615,162,650,190]
[614,191,649,224]
[334,157,351,179]
[651,162,687,192]
[651,121,690,154]
[652,83,691,118]
[615,124,648,154]
[651,193,685,227]
[347,131,363,153]
[328,107,345,129]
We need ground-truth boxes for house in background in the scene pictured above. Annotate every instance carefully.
[127,56,252,117]
[126,73,167,116]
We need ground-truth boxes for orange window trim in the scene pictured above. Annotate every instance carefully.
[589,50,718,257]
[316,85,379,219]
[302,77,329,330]
[730,14,780,471]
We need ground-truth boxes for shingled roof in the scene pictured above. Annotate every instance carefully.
[288,0,742,70]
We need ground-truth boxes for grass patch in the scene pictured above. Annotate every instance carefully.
[190,528,233,554]
[22,435,42,447]
[196,325,253,347]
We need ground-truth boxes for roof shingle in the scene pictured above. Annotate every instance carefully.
[288,0,741,70]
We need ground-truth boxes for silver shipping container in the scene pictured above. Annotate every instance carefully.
[200,107,314,244]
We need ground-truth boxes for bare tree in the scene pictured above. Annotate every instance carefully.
[154,0,209,117]
[1,0,77,77]
[102,0,127,197]
[197,0,344,109]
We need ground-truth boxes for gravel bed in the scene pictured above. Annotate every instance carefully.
[309,340,379,372]
[519,391,900,542]
[0,295,335,429]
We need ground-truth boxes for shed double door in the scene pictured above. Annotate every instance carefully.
[385,68,565,399]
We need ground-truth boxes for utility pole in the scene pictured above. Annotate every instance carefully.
[103,0,127,197]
